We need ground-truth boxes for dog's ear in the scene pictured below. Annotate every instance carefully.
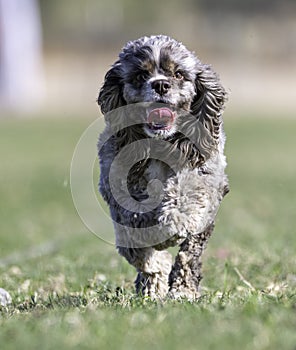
[97,61,126,114]
[190,64,227,144]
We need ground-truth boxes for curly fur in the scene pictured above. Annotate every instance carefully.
[97,35,229,299]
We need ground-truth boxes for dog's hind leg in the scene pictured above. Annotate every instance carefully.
[168,223,214,299]
[118,247,172,298]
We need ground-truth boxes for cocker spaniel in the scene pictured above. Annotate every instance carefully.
[97,35,229,299]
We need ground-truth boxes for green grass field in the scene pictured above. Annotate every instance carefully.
[0,115,295,350]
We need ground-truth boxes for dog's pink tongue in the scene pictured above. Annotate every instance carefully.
[148,108,174,124]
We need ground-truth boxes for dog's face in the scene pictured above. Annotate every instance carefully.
[119,36,199,138]
[98,35,226,141]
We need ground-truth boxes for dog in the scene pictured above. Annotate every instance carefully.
[97,35,229,299]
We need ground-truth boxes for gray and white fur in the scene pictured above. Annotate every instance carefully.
[97,35,229,299]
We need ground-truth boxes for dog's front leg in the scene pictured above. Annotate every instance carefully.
[168,223,214,299]
[118,247,172,298]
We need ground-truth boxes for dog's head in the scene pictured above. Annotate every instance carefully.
[98,35,226,140]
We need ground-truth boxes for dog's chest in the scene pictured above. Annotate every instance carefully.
[127,159,171,201]
[144,159,172,184]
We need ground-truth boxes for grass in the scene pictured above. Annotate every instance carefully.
[0,114,296,350]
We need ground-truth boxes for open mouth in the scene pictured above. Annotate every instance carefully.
[146,107,176,131]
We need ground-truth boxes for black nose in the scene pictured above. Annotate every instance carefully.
[151,79,171,95]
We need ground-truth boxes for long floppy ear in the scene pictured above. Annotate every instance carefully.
[97,61,126,114]
[190,64,227,144]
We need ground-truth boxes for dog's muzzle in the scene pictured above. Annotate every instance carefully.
[151,79,171,96]
[147,107,175,131]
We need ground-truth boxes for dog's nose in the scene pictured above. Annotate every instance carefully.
[151,79,171,95]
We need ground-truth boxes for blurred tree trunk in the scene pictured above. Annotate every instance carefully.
[0,0,44,113]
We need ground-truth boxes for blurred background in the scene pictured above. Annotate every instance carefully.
[1,3,296,346]
[0,0,296,299]
[0,0,295,117]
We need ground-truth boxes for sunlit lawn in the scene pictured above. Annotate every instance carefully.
[0,115,295,350]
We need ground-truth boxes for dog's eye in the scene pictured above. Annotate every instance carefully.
[174,71,184,80]
[136,72,149,82]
